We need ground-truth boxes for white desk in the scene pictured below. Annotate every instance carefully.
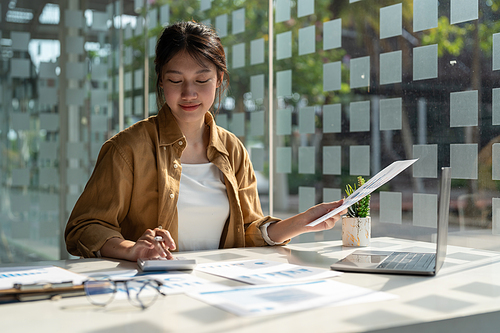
[2,237,500,333]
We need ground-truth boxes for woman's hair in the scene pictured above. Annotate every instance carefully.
[154,21,229,112]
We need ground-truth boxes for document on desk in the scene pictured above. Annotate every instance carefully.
[187,279,398,317]
[196,259,342,285]
[0,266,86,290]
[307,158,418,227]
[87,270,218,296]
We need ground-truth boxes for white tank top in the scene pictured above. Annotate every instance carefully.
[177,163,230,251]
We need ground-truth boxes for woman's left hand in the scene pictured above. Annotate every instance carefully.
[302,199,346,232]
[266,199,347,244]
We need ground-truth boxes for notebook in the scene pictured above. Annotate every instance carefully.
[330,167,451,276]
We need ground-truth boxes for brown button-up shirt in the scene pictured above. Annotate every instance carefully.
[65,105,283,258]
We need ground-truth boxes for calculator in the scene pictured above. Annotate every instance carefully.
[137,257,197,272]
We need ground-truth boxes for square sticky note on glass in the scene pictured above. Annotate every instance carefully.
[298,0,314,18]
[323,188,342,202]
[217,114,228,130]
[66,36,84,54]
[277,31,292,60]
[493,143,500,180]
[450,90,478,127]
[277,108,292,135]
[230,112,245,136]
[349,101,370,132]
[414,0,438,32]
[380,4,402,39]
[450,0,478,25]
[413,193,438,228]
[11,31,30,51]
[450,144,478,179]
[40,113,59,132]
[39,168,59,186]
[276,0,291,23]
[323,104,341,133]
[232,43,245,69]
[250,147,264,172]
[216,14,228,37]
[380,97,402,131]
[251,74,265,100]
[350,56,370,88]
[299,106,315,134]
[134,69,144,89]
[323,19,341,50]
[413,44,438,81]
[323,62,341,92]
[299,187,316,214]
[277,70,292,97]
[250,111,265,137]
[494,33,500,71]
[232,8,245,35]
[276,147,292,173]
[380,191,402,224]
[299,25,315,56]
[200,0,212,11]
[349,145,370,176]
[251,38,265,65]
[380,51,402,85]
[413,144,438,178]
[493,198,500,235]
[323,146,341,175]
[299,146,315,174]
[11,58,30,78]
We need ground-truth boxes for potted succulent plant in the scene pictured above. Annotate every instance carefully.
[342,176,371,246]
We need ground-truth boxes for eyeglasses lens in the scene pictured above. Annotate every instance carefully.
[126,280,160,308]
[84,280,116,306]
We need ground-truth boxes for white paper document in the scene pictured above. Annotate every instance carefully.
[307,158,418,227]
[195,259,342,285]
[0,266,87,290]
[188,279,398,317]
[86,270,216,296]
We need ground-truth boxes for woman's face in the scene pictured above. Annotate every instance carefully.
[161,50,221,126]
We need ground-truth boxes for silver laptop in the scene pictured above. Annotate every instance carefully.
[330,167,451,276]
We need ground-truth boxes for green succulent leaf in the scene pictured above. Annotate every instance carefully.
[344,176,371,218]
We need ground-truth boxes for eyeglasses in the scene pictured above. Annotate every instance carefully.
[83,277,166,309]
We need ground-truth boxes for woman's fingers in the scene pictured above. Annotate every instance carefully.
[152,229,176,260]
[155,229,176,251]
[133,228,177,260]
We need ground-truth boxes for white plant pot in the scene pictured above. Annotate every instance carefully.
[342,216,371,247]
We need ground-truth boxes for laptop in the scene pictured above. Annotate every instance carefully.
[330,167,451,276]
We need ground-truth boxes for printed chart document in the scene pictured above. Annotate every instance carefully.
[86,270,218,296]
[187,279,398,317]
[0,266,87,290]
[196,259,342,285]
[307,159,418,227]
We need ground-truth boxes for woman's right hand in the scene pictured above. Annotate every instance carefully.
[100,228,177,261]
[127,228,176,260]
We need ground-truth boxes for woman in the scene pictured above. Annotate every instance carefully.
[65,21,345,261]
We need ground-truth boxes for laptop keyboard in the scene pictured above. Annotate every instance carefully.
[376,252,436,271]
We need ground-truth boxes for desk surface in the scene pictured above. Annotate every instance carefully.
[2,237,500,333]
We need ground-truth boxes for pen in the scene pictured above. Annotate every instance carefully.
[154,236,169,258]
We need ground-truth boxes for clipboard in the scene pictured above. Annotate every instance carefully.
[0,281,85,302]
[0,265,87,303]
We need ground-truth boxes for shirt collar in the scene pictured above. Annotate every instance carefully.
[158,104,184,146]
[205,111,229,157]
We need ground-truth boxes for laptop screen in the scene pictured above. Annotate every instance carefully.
[435,167,451,273]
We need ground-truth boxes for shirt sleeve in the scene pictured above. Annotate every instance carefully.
[232,142,290,247]
[64,141,133,258]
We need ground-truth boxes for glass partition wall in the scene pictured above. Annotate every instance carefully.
[1,0,499,263]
